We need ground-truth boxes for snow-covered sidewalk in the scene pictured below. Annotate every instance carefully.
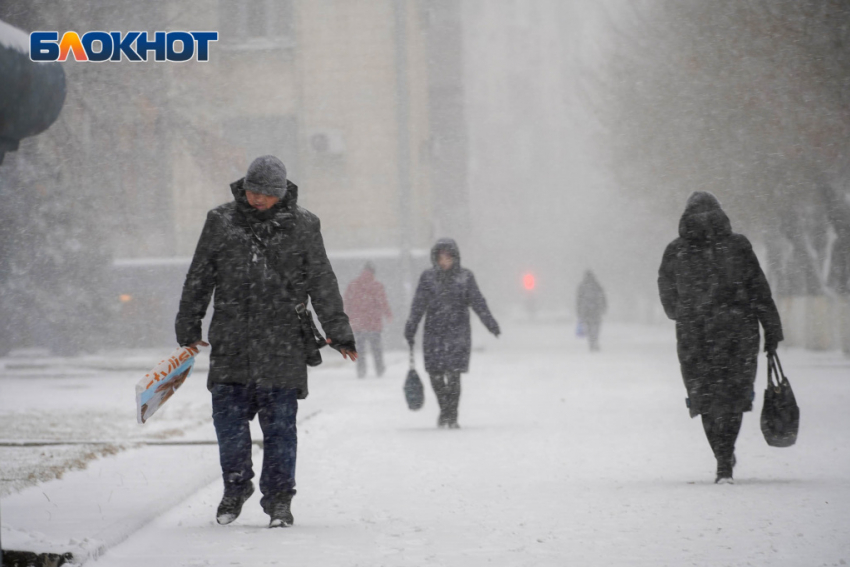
[3,321,850,566]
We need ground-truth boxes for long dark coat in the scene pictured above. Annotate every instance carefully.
[658,192,783,417]
[576,272,607,323]
[175,179,354,398]
[404,239,500,374]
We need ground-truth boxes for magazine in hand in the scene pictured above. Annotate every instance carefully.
[136,345,199,424]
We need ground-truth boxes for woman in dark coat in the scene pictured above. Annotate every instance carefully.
[405,239,500,428]
[576,270,607,351]
[658,191,783,483]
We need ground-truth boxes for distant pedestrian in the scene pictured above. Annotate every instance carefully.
[344,262,392,378]
[404,239,500,428]
[658,191,783,484]
[576,270,607,351]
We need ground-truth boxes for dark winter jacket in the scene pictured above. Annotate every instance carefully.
[576,272,607,322]
[404,239,500,374]
[658,192,783,417]
[175,179,354,398]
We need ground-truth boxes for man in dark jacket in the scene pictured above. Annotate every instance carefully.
[404,239,500,428]
[576,270,607,351]
[658,191,783,484]
[176,155,356,527]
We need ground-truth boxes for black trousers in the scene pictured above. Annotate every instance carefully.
[429,372,461,425]
[210,383,298,513]
[701,411,743,473]
[582,317,602,350]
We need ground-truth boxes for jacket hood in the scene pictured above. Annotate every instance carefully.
[431,238,461,268]
[678,191,732,242]
[355,268,376,283]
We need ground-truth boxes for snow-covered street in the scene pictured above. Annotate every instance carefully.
[2,320,849,566]
[5,1,850,565]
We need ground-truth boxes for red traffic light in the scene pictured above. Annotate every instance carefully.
[523,273,536,291]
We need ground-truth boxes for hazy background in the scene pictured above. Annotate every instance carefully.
[1,0,849,354]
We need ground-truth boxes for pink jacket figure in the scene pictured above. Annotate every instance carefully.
[344,263,392,377]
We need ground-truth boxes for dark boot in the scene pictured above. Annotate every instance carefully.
[430,373,449,428]
[216,481,255,525]
[715,457,734,484]
[702,412,742,484]
[444,373,462,428]
[715,453,737,484]
[268,493,294,528]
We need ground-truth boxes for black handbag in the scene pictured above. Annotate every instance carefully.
[760,352,799,447]
[295,302,327,367]
[404,346,424,410]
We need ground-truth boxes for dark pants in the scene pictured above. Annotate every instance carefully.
[210,383,298,513]
[582,317,602,351]
[701,411,743,475]
[354,331,385,377]
[430,372,461,425]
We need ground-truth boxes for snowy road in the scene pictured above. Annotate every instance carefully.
[83,321,849,567]
[4,320,850,566]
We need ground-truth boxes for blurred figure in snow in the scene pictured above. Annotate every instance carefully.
[576,270,607,351]
[404,239,500,429]
[658,191,783,484]
[344,262,392,378]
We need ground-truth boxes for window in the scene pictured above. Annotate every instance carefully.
[223,115,299,180]
[218,0,295,49]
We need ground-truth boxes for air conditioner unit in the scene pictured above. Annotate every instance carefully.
[308,129,346,155]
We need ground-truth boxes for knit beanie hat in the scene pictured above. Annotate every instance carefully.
[243,155,288,199]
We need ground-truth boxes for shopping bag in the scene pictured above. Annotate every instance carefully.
[760,352,799,447]
[404,346,424,411]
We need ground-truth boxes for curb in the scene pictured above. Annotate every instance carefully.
[1,411,321,565]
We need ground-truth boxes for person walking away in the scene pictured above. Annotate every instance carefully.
[658,191,783,484]
[176,155,357,527]
[576,270,607,351]
[404,238,500,429]
[344,262,393,378]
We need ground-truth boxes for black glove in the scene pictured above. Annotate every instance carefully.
[764,336,779,354]
[327,338,356,353]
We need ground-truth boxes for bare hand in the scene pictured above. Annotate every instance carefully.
[189,340,209,349]
[327,338,358,362]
